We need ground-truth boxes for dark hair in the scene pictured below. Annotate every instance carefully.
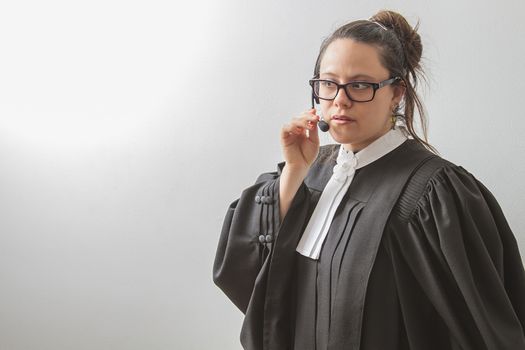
[313,10,436,153]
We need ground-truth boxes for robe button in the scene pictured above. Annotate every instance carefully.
[258,235,266,243]
[255,195,261,204]
[265,235,273,243]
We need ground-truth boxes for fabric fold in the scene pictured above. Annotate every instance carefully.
[296,128,408,259]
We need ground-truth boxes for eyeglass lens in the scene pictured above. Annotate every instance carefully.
[313,81,374,102]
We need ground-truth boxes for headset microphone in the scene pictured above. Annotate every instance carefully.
[318,118,330,132]
[311,93,330,132]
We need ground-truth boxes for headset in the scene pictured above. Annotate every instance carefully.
[311,91,330,132]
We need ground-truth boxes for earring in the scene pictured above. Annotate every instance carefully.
[391,115,397,130]
[390,105,399,130]
[391,105,406,130]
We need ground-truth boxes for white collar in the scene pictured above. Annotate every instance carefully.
[341,127,409,169]
[296,128,408,259]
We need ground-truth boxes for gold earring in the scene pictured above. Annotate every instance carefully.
[390,105,399,129]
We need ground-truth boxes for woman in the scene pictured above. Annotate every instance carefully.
[213,10,525,350]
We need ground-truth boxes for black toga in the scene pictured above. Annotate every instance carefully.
[213,139,525,350]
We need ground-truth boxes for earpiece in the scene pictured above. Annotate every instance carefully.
[311,93,330,132]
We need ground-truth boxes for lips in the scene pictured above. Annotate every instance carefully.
[332,115,356,122]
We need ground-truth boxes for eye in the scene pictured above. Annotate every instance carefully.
[349,82,371,90]
[320,80,336,88]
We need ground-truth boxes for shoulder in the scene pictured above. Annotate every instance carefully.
[393,153,490,222]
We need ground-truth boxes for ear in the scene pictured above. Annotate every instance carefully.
[391,81,406,106]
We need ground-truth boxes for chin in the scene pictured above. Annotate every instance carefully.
[328,129,361,145]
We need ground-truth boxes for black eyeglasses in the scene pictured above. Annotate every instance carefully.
[309,76,401,102]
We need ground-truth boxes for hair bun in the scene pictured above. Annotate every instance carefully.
[370,10,422,72]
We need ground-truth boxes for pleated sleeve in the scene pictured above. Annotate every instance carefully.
[213,146,338,350]
[388,164,525,350]
[212,162,310,314]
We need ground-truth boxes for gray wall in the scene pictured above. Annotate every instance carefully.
[0,0,523,349]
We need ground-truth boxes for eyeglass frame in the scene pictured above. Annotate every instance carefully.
[308,76,402,104]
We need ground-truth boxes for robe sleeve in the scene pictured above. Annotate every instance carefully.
[390,164,525,349]
[212,162,310,314]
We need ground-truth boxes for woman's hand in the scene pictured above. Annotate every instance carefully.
[280,108,321,172]
[279,108,321,220]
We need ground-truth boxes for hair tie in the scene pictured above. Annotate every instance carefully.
[367,19,387,31]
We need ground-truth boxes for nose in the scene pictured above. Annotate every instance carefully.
[333,86,353,108]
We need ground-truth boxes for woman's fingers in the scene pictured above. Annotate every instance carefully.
[281,108,321,149]
[280,108,321,167]
[286,110,319,133]
[306,115,320,143]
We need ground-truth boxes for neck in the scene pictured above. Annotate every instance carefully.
[343,126,393,154]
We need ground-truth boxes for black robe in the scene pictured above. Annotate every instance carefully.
[213,139,525,350]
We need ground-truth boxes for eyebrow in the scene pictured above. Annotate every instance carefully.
[319,72,377,81]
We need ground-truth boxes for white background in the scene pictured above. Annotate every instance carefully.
[0,0,524,349]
